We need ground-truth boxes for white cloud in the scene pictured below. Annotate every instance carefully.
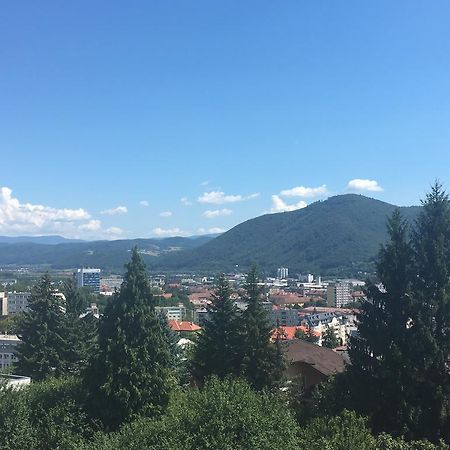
[105,226,124,236]
[198,191,260,204]
[100,206,128,216]
[180,197,193,206]
[0,186,91,236]
[270,195,307,213]
[208,227,225,234]
[202,208,232,219]
[280,184,328,198]
[78,220,101,231]
[152,227,188,237]
[200,180,210,187]
[197,227,226,234]
[347,179,383,192]
[139,200,149,207]
[160,211,173,217]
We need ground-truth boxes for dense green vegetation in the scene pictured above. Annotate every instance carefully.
[304,183,450,443]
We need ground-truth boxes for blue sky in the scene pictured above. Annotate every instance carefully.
[1,1,450,239]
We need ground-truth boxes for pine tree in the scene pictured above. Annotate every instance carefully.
[346,209,416,436]
[63,279,97,375]
[240,266,284,390]
[191,273,241,383]
[409,182,450,441]
[322,326,340,349]
[83,248,174,430]
[15,274,68,381]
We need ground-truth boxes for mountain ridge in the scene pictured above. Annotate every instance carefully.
[0,195,421,275]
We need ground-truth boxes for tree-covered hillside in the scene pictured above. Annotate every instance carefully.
[150,194,421,275]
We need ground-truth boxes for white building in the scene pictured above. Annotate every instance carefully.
[277,267,289,279]
[327,282,352,308]
[0,334,20,370]
[7,292,31,315]
[0,292,7,316]
[156,305,186,321]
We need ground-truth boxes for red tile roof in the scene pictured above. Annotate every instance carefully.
[271,326,321,341]
[169,320,201,332]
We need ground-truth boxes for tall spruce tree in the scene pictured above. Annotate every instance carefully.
[409,182,450,441]
[191,273,241,383]
[240,266,284,390]
[15,274,68,381]
[83,248,174,430]
[346,209,417,436]
[63,279,97,375]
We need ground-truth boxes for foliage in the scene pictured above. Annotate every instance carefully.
[0,377,98,450]
[63,279,98,375]
[322,325,340,348]
[88,377,300,450]
[298,410,447,450]
[346,183,450,442]
[15,274,68,381]
[0,313,23,334]
[83,248,175,430]
[240,266,285,390]
[191,273,241,383]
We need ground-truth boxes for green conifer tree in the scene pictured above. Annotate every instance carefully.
[322,326,340,349]
[191,273,241,383]
[409,182,450,441]
[83,248,174,430]
[15,274,68,381]
[240,266,284,390]
[347,209,416,436]
[63,279,97,375]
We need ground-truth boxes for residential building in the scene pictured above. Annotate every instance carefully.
[7,292,31,315]
[269,307,301,327]
[168,320,201,333]
[156,304,186,321]
[277,267,289,279]
[0,292,7,316]
[327,282,352,308]
[75,268,101,293]
[0,334,20,370]
[284,339,346,389]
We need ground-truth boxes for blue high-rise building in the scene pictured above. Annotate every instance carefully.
[75,268,101,293]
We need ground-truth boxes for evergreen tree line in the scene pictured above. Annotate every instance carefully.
[11,249,283,433]
[304,182,450,444]
[191,269,284,390]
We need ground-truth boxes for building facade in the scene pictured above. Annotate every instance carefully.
[75,268,101,293]
[0,334,20,370]
[327,282,352,308]
[7,292,31,315]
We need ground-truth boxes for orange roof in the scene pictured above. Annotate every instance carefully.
[271,326,321,341]
[169,320,201,332]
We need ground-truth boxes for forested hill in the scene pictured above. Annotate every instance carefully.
[149,194,421,275]
[0,236,214,272]
[0,195,420,275]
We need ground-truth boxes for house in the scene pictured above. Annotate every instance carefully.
[284,339,346,389]
[271,326,321,341]
[168,320,201,333]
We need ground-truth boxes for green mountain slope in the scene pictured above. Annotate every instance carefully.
[0,195,420,275]
[150,194,421,275]
[0,236,214,272]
